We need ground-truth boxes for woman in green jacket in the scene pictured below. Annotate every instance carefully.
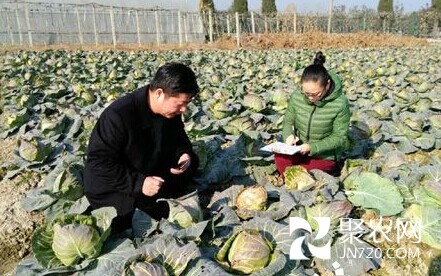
[276,51,351,175]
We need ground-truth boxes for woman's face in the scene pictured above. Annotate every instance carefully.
[302,80,330,103]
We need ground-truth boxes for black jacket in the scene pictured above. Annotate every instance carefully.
[83,86,198,203]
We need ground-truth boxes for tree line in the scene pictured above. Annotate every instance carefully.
[199,0,277,15]
[199,0,441,15]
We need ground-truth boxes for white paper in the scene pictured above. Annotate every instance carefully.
[259,142,301,155]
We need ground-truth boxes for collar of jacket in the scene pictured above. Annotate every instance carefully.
[133,85,159,129]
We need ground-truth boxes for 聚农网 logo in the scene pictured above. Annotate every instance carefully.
[289,217,331,260]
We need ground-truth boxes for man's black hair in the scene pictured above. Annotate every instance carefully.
[150,62,199,96]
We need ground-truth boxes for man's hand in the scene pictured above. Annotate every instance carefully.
[170,153,191,175]
[285,135,300,145]
[142,176,164,196]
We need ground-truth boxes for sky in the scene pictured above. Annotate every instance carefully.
[215,0,432,13]
[6,0,432,13]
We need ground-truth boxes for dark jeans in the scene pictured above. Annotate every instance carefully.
[86,172,192,235]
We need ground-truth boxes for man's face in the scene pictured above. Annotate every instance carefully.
[157,91,193,119]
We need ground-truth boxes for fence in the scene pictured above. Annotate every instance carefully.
[1,2,440,47]
[202,10,440,44]
[0,3,205,46]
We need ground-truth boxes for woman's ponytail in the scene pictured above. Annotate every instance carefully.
[301,51,330,87]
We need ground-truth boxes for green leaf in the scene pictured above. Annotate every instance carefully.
[21,188,58,212]
[305,200,353,230]
[83,238,136,275]
[404,204,441,250]
[344,172,404,216]
[139,235,201,275]
[317,236,382,275]
[159,218,209,241]
[395,136,419,154]
[158,190,203,229]
[32,226,64,269]
[208,185,243,211]
[183,257,228,275]
[68,196,91,215]
[413,133,436,150]
[132,209,159,238]
[242,217,293,255]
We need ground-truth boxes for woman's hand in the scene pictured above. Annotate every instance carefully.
[170,153,191,175]
[285,135,300,145]
[299,144,311,155]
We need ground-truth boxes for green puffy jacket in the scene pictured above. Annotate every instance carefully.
[282,71,351,161]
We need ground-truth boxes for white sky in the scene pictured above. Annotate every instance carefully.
[8,0,432,13]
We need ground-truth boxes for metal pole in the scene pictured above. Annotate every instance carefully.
[25,7,33,46]
[235,12,240,47]
[251,11,255,34]
[178,11,183,46]
[208,9,213,43]
[264,16,268,33]
[15,9,23,45]
[227,14,231,36]
[92,5,98,46]
[76,8,84,45]
[184,13,188,43]
[198,11,205,40]
[327,0,333,33]
[363,12,366,31]
[135,10,141,46]
[155,10,160,45]
[6,11,14,44]
[293,10,297,34]
[110,7,117,46]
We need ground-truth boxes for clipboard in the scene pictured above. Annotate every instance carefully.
[259,142,301,155]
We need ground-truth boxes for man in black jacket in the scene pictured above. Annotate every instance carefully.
[83,62,199,233]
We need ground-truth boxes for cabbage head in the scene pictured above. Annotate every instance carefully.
[18,138,53,162]
[284,165,316,191]
[17,94,37,108]
[271,89,288,111]
[5,108,29,128]
[160,191,203,229]
[127,261,169,276]
[32,207,116,269]
[243,94,266,112]
[52,223,101,266]
[223,116,255,135]
[215,229,274,274]
[41,115,67,136]
[235,185,267,211]
[52,164,84,201]
[209,100,233,120]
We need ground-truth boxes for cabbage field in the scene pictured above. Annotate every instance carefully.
[0,45,441,275]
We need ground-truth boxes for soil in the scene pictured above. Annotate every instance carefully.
[0,137,45,275]
[0,32,429,53]
[212,32,429,49]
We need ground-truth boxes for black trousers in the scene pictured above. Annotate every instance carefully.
[86,172,192,235]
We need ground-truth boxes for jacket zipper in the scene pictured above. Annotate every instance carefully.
[306,105,317,142]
